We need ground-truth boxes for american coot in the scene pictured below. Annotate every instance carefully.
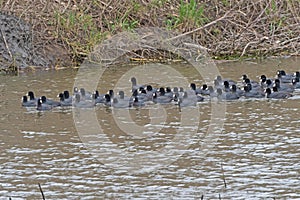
[277,70,293,83]
[244,78,260,89]
[132,89,150,102]
[216,88,239,100]
[242,75,259,85]
[243,85,264,98]
[208,86,218,98]
[265,87,292,99]
[130,97,145,107]
[232,84,244,97]
[264,79,273,88]
[58,93,72,107]
[274,79,294,93]
[145,85,155,98]
[214,80,223,90]
[246,83,263,94]
[173,87,185,99]
[112,98,130,108]
[178,92,197,107]
[165,87,174,98]
[216,88,225,100]
[28,91,38,101]
[108,90,114,99]
[153,91,172,104]
[37,98,52,111]
[190,83,202,95]
[103,94,112,107]
[118,90,134,104]
[260,75,267,86]
[41,96,61,107]
[198,84,210,95]
[145,86,156,101]
[260,75,274,88]
[215,75,236,86]
[22,96,36,107]
[80,88,92,100]
[73,93,95,108]
[93,91,106,104]
[223,81,231,92]
[63,91,72,103]
[118,91,130,101]
[292,78,300,89]
[131,77,144,92]
[228,85,240,100]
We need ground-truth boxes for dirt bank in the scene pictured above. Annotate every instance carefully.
[1,0,299,70]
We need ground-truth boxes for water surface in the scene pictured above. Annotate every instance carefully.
[0,57,299,199]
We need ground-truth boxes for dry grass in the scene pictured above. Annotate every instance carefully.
[1,0,299,66]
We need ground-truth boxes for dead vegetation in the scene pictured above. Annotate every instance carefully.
[1,0,299,67]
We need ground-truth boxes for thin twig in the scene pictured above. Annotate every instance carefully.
[38,183,45,200]
[221,162,227,189]
[279,36,300,46]
[167,11,232,41]
[1,28,13,59]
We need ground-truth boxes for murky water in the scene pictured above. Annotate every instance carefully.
[1,57,300,199]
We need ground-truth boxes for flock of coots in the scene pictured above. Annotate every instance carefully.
[22,70,300,111]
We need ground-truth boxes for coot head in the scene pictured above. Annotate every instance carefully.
[41,96,47,103]
[94,90,100,97]
[273,86,279,92]
[146,85,153,92]
[216,75,222,82]
[260,75,267,82]
[63,91,70,99]
[58,93,64,101]
[244,85,250,92]
[247,83,252,90]
[80,88,86,96]
[265,88,272,95]
[244,78,251,84]
[266,79,272,86]
[231,84,237,92]
[292,77,299,85]
[242,74,248,80]
[119,91,125,99]
[173,87,178,93]
[159,87,165,95]
[22,96,28,103]
[166,87,172,93]
[27,91,35,100]
[108,90,114,98]
[217,88,222,95]
[190,83,196,90]
[131,77,137,86]
[132,89,138,97]
[224,81,230,88]
[104,94,111,102]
